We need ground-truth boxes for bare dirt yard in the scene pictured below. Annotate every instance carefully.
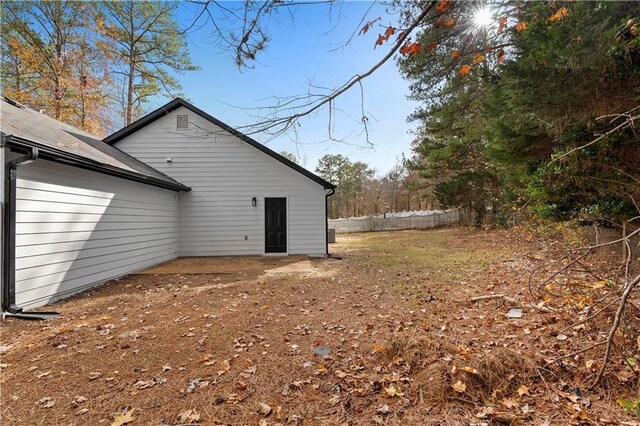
[1,228,639,425]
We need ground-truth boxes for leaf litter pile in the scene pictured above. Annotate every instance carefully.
[1,228,638,425]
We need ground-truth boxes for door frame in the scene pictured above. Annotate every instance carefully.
[263,196,288,255]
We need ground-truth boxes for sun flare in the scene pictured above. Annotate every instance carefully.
[473,7,493,27]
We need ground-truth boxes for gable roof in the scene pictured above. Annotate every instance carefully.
[0,98,190,192]
[104,98,336,190]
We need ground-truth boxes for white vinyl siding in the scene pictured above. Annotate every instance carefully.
[115,106,327,257]
[14,159,179,308]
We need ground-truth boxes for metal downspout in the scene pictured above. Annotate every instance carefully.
[2,136,58,320]
[325,188,335,257]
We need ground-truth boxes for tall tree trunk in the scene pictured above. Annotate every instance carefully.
[126,1,136,126]
[126,57,135,125]
[79,54,86,129]
[54,77,62,119]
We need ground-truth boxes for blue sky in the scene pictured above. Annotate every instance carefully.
[165,1,419,176]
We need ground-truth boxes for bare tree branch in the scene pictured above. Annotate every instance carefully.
[235,2,438,139]
[549,105,640,165]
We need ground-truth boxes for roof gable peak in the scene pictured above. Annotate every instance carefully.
[104,98,335,189]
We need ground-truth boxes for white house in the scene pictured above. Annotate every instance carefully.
[1,97,335,312]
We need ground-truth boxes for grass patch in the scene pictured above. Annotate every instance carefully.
[335,228,511,281]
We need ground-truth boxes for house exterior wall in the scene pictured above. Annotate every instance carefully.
[114,106,327,257]
[14,158,179,308]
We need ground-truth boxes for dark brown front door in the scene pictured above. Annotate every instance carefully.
[265,197,286,253]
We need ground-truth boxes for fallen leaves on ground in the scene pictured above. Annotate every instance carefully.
[1,229,636,425]
[111,409,135,426]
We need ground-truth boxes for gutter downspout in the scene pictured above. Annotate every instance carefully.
[2,135,58,320]
[325,187,335,256]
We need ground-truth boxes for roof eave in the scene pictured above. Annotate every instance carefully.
[5,135,191,192]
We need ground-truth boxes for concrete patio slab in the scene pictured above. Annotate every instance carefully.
[263,259,315,274]
[135,255,308,275]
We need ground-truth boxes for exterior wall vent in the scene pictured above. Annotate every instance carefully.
[176,114,189,130]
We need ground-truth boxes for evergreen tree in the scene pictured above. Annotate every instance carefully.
[401,1,640,224]
[486,1,640,221]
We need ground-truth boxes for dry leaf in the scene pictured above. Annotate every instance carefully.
[472,53,486,65]
[377,404,391,414]
[383,26,395,41]
[235,380,247,391]
[498,16,508,33]
[517,385,530,397]
[37,397,55,408]
[451,50,462,60]
[111,409,135,426]
[463,366,479,375]
[133,379,157,390]
[384,384,403,397]
[274,405,283,421]
[475,406,495,419]
[258,402,272,416]
[516,21,527,32]
[178,409,200,423]
[329,394,341,405]
[572,406,589,421]
[444,17,457,28]
[436,0,452,14]
[88,371,102,380]
[72,395,87,405]
[501,397,519,408]
[547,7,568,22]
[452,380,466,393]
[359,17,381,35]
[460,64,472,77]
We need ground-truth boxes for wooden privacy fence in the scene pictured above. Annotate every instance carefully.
[328,210,461,233]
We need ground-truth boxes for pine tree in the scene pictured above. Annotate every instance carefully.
[96,1,198,126]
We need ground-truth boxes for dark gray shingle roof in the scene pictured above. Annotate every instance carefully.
[0,98,188,191]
